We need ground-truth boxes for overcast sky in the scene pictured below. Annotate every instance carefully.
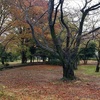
[54,0,100,29]
[55,0,100,9]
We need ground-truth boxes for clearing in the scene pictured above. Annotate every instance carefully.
[0,65,100,100]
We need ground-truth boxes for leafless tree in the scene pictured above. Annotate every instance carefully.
[24,0,100,80]
[0,0,13,36]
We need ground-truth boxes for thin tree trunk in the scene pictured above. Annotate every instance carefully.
[21,51,27,64]
[95,61,100,72]
[83,59,87,65]
[30,55,32,63]
[1,56,5,65]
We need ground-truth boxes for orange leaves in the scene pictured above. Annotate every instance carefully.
[55,22,62,34]
[34,6,43,14]
[29,6,43,16]
[18,33,32,40]
[9,6,23,19]
[11,20,29,28]
[34,26,42,34]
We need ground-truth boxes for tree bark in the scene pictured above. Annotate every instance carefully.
[73,61,78,70]
[30,55,32,63]
[95,61,100,72]
[21,51,27,64]
[62,65,75,80]
[62,58,76,80]
[1,56,5,65]
[83,59,88,65]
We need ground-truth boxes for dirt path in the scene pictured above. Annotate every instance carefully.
[0,65,100,100]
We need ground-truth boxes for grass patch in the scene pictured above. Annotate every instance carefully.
[0,84,17,100]
[0,93,17,100]
[77,65,100,76]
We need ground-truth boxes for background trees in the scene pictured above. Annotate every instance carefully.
[79,41,96,64]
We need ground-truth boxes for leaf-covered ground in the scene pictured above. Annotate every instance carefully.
[0,65,100,100]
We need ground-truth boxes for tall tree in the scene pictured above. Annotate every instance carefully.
[5,0,100,80]
[25,0,100,80]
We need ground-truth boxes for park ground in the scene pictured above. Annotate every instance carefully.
[0,64,100,100]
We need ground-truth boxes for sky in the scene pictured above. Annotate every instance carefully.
[55,0,100,9]
[54,0,100,30]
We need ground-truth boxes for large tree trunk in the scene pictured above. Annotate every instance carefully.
[62,65,75,80]
[62,59,76,80]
